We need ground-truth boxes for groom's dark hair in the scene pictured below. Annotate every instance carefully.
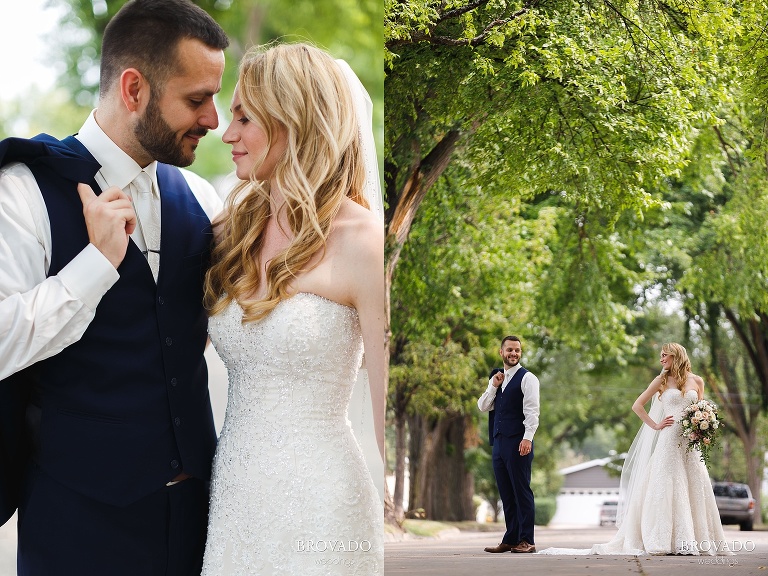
[501,335,521,347]
[100,0,229,96]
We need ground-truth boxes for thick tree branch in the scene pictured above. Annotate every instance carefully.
[439,0,489,22]
[723,309,759,372]
[714,354,748,438]
[713,125,739,175]
[387,128,464,260]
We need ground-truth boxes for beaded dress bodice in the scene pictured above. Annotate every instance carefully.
[212,292,363,438]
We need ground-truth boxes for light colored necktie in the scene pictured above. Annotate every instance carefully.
[132,171,161,281]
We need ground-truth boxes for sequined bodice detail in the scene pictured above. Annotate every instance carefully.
[661,388,699,420]
[201,293,382,575]
[211,292,363,433]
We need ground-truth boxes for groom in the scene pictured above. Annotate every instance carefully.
[477,335,540,553]
[0,1,228,574]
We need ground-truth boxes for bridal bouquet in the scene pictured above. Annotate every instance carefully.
[680,399,722,466]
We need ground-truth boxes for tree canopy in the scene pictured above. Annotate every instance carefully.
[385,0,768,523]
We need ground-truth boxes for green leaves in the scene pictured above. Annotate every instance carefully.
[386,0,740,360]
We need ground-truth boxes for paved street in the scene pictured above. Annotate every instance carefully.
[385,525,768,575]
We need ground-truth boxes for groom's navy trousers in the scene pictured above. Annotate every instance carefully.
[0,135,217,575]
[489,366,535,546]
[18,464,209,576]
[492,434,535,545]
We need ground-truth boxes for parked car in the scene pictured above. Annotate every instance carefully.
[599,500,618,526]
[712,481,755,531]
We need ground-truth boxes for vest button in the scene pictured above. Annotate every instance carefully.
[174,417,181,427]
[165,337,173,346]
[170,459,180,469]
[158,296,165,305]
[170,377,178,386]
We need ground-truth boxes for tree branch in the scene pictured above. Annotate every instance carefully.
[387,128,465,271]
[387,4,533,49]
[713,125,739,175]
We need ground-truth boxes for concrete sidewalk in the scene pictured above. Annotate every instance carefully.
[385,525,768,575]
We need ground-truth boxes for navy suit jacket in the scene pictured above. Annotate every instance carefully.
[0,134,216,525]
[487,368,503,446]
[0,134,97,526]
[487,366,528,446]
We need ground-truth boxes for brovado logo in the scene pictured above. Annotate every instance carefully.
[678,539,755,553]
[296,539,372,553]
[699,557,739,567]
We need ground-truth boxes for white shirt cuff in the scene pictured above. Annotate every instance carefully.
[57,244,120,311]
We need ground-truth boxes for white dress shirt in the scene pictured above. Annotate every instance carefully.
[477,364,540,441]
[0,110,223,380]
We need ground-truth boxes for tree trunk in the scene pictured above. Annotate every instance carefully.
[393,406,407,520]
[742,427,762,528]
[384,479,402,529]
[408,413,475,521]
[408,413,442,516]
[709,349,764,525]
[429,414,476,521]
[383,130,464,529]
[723,310,768,410]
[385,129,463,278]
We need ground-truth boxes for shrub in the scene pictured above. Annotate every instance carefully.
[534,497,556,526]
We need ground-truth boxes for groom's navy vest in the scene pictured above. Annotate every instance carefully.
[488,366,528,446]
[0,134,216,523]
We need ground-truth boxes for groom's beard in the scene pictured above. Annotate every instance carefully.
[503,357,520,369]
[135,95,206,167]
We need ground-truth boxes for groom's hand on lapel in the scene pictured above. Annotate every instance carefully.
[77,183,137,269]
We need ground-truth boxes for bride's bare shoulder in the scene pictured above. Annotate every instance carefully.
[337,197,381,225]
[332,198,384,251]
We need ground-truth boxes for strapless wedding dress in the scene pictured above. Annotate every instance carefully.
[539,389,731,556]
[201,293,383,575]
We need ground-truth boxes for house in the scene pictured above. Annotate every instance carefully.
[550,453,625,527]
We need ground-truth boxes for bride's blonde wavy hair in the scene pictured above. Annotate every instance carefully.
[204,42,369,322]
[658,342,691,397]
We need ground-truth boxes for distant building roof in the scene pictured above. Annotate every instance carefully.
[559,454,627,490]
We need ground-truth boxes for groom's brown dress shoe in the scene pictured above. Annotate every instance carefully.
[511,540,536,553]
[484,542,514,553]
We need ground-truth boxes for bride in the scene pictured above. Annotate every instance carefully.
[540,343,732,557]
[199,42,384,574]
